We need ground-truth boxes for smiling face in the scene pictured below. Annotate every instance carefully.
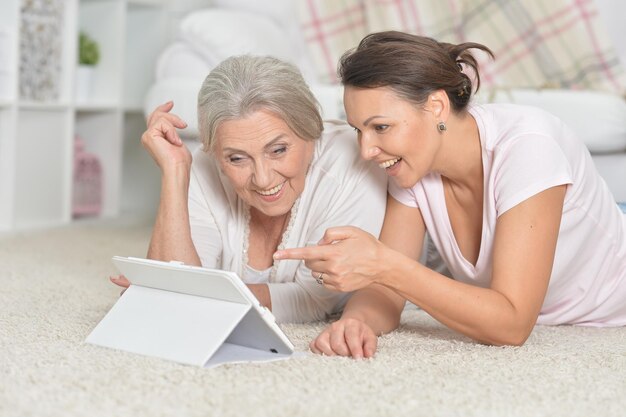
[214,109,315,218]
[344,86,443,188]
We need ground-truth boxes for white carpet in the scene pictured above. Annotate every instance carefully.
[1,220,625,417]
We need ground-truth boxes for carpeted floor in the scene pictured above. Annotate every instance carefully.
[1,220,625,417]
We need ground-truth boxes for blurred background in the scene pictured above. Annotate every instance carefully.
[1,0,625,234]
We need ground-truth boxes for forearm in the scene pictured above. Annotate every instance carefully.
[266,281,350,323]
[340,285,405,336]
[381,251,533,345]
[147,165,201,266]
[247,284,272,310]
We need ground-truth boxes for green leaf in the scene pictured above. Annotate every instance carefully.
[78,32,100,66]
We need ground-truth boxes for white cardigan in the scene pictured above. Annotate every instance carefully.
[187,121,388,322]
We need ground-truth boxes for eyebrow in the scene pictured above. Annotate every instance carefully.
[363,115,385,126]
[221,134,288,153]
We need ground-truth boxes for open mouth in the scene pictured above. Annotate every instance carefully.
[255,182,285,196]
[379,157,402,169]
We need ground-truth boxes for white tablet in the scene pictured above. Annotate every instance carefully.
[86,256,294,367]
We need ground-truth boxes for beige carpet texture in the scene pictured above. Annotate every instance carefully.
[1,221,625,417]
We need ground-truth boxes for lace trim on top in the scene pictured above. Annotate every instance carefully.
[241,197,300,282]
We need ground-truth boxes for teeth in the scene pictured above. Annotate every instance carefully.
[257,182,284,196]
[379,158,401,169]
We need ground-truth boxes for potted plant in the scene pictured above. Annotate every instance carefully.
[75,31,100,102]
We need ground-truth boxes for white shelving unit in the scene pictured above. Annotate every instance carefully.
[0,0,197,232]
[0,0,75,230]
[0,0,21,230]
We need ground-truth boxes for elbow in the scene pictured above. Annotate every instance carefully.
[491,330,530,347]
[477,299,539,347]
[479,322,535,347]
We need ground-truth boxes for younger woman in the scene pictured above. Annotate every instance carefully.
[276,31,626,356]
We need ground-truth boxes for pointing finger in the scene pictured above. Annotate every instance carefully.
[273,245,329,261]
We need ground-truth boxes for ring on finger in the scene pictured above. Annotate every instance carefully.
[315,271,325,285]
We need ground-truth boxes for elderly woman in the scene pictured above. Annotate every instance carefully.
[112,55,387,323]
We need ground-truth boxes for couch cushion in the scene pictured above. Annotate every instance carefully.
[179,9,297,68]
[481,89,626,153]
[155,42,211,81]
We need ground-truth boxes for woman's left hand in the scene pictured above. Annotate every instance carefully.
[273,226,386,292]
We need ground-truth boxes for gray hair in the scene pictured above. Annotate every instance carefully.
[197,55,324,151]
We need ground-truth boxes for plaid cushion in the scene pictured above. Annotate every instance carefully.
[297,0,368,83]
[299,0,626,92]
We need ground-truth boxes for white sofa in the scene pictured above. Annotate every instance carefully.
[144,1,626,201]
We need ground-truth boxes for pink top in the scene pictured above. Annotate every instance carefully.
[389,103,626,326]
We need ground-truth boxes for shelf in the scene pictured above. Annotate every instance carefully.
[18,101,72,110]
[123,105,145,114]
[128,0,164,8]
[76,102,119,112]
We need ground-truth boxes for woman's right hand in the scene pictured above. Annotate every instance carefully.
[109,275,130,288]
[109,275,130,296]
[141,101,192,172]
[310,317,378,359]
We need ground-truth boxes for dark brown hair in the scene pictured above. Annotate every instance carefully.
[338,31,494,112]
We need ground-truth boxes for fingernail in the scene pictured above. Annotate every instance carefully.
[273,252,282,260]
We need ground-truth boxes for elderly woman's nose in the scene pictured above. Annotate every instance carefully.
[252,160,273,187]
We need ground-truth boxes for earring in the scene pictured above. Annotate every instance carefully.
[437,121,447,132]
